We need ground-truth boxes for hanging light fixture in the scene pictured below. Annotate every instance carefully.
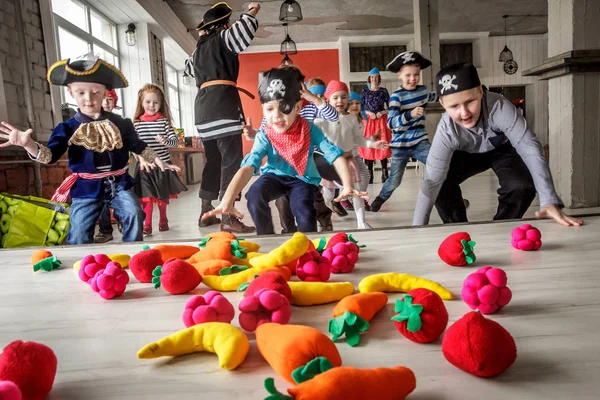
[281,55,294,66]
[183,58,194,85]
[498,15,513,62]
[279,0,303,22]
[280,23,298,55]
[125,23,137,46]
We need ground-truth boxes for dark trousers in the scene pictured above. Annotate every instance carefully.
[275,189,332,233]
[246,173,317,235]
[435,142,536,223]
[199,134,243,201]
[98,204,113,234]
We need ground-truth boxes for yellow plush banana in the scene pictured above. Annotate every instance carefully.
[137,322,250,370]
[358,272,453,300]
[232,251,264,267]
[202,267,258,291]
[72,253,131,271]
[250,232,310,269]
[287,281,355,306]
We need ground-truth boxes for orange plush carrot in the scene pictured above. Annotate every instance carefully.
[192,259,233,276]
[31,250,53,265]
[255,323,342,384]
[264,362,416,400]
[153,244,200,262]
[187,240,247,264]
[329,292,388,347]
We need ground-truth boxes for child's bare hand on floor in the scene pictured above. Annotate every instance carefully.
[202,203,244,220]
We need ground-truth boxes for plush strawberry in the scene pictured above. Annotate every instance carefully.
[0,341,57,400]
[129,248,163,283]
[511,224,542,251]
[238,289,291,332]
[322,242,359,274]
[241,271,292,300]
[152,258,202,295]
[462,266,512,314]
[442,311,517,377]
[183,291,235,327]
[392,288,448,343]
[438,232,476,266]
[296,250,331,282]
[78,254,112,283]
[90,262,130,300]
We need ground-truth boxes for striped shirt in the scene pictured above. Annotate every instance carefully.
[194,14,259,140]
[259,102,338,130]
[134,119,178,163]
[387,85,438,148]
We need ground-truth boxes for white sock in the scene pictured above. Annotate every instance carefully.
[353,197,366,227]
[323,187,335,205]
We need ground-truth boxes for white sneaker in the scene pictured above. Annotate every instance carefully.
[358,222,372,230]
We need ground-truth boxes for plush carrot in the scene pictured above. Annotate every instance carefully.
[263,363,416,400]
[358,272,454,300]
[255,323,342,385]
[202,267,258,291]
[328,292,388,346]
[288,281,354,306]
[250,232,310,270]
[31,250,61,272]
[187,239,247,264]
[31,250,53,265]
[192,259,233,276]
[153,244,201,262]
[137,322,249,370]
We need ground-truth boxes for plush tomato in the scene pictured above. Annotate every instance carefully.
[438,232,476,266]
[392,288,448,343]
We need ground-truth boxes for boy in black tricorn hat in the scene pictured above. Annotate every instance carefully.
[202,68,365,235]
[412,62,583,227]
[194,1,260,233]
[0,53,179,244]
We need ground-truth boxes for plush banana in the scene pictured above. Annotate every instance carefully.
[287,281,355,306]
[358,272,453,300]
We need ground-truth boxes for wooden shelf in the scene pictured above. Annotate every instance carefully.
[522,50,600,80]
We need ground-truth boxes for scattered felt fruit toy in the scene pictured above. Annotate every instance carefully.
[0,340,58,400]
[462,266,512,314]
[287,281,355,306]
[250,232,311,270]
[188,238,248,264]
[0,380,22,400]
[329,292,388,347]
[263,361,416,400]
[31,250,61,272]
[296,250,331,282]
[90,262,130,300]
[78,254,112,283]
[191,259,233,276]
[137,322,250,370]
[256,323,342,384]
[238,289,291,332]
[442,311,517,377]
[73,254,130,271]
[511,224,542,251]
[129,247,164,283]
[241,271,292,300]
[152,244,202,262]
[358,272,453,300]
[202,267,258,291]
[392,288,448,344]
[152,258,202,295]
[438,232,476,266]
[325,232,364,251]
[182,291,235,327]
[322,241,359,274]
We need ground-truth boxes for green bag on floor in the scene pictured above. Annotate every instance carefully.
[0,193,70,248]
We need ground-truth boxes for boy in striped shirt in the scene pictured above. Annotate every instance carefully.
[370,51,436,212]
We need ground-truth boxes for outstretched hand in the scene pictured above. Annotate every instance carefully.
[0,121,35,149]
[371,139,389,150]
[335,187,369,202]
[201,203,244,220]
[535,204,583,227]
[155,158,181,172]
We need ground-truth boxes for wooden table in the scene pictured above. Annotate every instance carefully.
[1,217,599,399]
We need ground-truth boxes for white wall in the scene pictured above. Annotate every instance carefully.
[178,71,197,137]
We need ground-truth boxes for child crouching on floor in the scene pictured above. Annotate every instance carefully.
[202,68,365,235]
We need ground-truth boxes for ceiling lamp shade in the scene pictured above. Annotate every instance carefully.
[279,0,303,22]
[280,24,297,55]
[498,15,513,62]
[281,55,294,66]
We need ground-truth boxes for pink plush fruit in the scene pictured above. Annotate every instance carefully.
[462,266,512,314]
[511,224,542,251]
[322,242,359,274]
[0,381,21,400]
[90,262,130,299]
[78,254,112,283]
[296,250,331,282]
[238,289,291,332]
[182,291,235,327]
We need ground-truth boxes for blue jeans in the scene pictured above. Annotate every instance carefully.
[97,205,113,234]
[378,140,431,202]
[246,173,317,235]
[68,184,145,245]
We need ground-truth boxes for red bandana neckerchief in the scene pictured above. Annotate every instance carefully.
[139,112,165,122]
[264,117,311,176]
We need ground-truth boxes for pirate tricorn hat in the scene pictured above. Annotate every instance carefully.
[47,53,128,90]
[436,62,481,97]
[387,51,432,73]
[258,68,302,114]
[196,2,233,31]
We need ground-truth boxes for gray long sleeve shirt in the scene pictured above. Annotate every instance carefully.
[413,90,562,226]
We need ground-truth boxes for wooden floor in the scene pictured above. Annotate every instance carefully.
[1,216,599,399]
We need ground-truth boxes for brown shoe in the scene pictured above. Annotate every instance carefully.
[94,232,113,243]
[220,214,256,234]
[198,206,221,227]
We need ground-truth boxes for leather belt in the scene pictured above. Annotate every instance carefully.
[199,80,255,99]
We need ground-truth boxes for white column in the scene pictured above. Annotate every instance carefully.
[413,0,440,89]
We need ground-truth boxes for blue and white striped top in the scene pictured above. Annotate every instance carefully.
[387,85,437,148]
[259,101,338,130]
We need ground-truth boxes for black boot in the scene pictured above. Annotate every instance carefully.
[198,200,221,227]
[370,196,385,212]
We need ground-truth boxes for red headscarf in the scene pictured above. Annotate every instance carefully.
[105,89,120,108]
[324,80,349,101]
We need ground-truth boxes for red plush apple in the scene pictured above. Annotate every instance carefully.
[442,311,517,377]
[129,248,164,283]
[438,232,476,266]
[0,340,57,400]
[392,288,448,343]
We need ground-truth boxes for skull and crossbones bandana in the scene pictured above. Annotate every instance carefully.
[435,62,481,97]
[386,51,432,73]
[258,68,302,114]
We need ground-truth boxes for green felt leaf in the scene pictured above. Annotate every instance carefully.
[152,266,162,289]
[142,244,151,251]
[346,326,362,347]
[291,357,334,384]
[33,256,61,272]
[316,237,327,253]
[237,282,250,292]
[461,239,477,264]
[198,238,211,248]
[231,240,248,259]
[219,265,248,276]
[328,312,369,345]
[348,234,367,248]
[263,378,292,400]
[391,296,423,332]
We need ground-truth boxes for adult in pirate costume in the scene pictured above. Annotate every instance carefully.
[412,62,582,227]
[0,53,178,244]
[194,1,260,233]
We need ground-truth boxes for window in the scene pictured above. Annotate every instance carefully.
[165,64,181,129]
[50,0,122,115]
[440,43,473,69]
[349,45,407,73]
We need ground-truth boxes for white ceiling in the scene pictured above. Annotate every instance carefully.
[165,0,549,45]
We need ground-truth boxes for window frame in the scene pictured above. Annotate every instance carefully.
[165,63,182,129]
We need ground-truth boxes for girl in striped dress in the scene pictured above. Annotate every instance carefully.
[133,84,187,235]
